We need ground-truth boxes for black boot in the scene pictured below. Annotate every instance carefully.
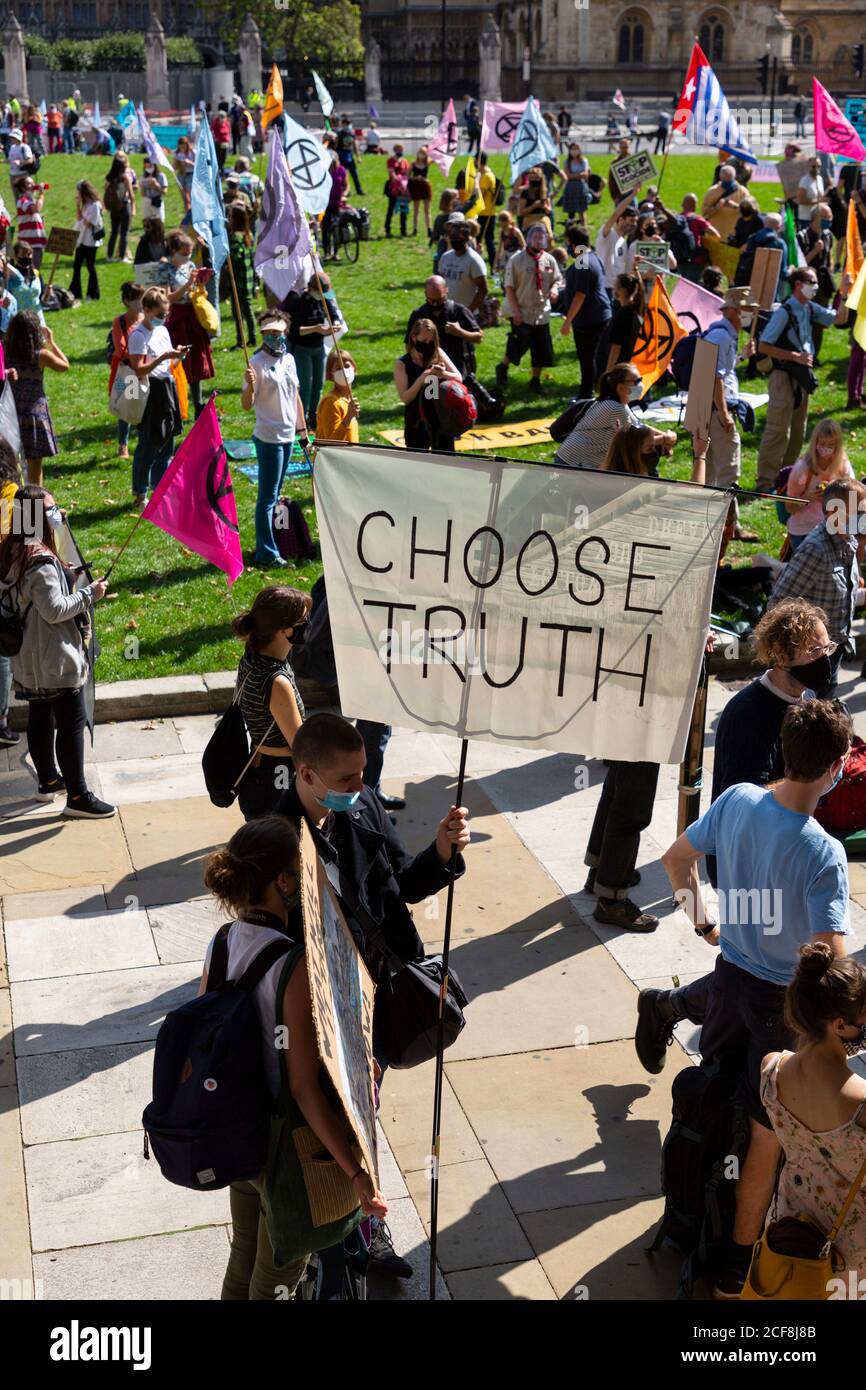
[635,988,681,1073]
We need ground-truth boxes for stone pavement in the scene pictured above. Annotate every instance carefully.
[2,665,866,1303]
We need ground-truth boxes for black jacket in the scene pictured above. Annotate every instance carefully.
[274,779,466,974]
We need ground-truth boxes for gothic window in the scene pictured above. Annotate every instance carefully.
[617,13,646,66]
[791,27,814,66]
[698,14,725,63]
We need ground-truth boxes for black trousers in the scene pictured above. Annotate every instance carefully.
[385,196,407,236]
[692,956,793,1129]
[585,760,660,898]
[571,323,602,399]
[69,244,99,300]
[107,206,130,259]
[238,756,294,821]
[27,687,88,798]
[476,214,496,266]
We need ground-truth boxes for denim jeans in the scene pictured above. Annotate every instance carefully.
[291,342,325,421]
[0,653,11,713]
[131,432,173,499]
[358,720,392,793]
[238,756,293,821]
[253,436,293,563]
[117,417,130,449]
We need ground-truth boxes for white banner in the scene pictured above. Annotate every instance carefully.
[314,447,729,765]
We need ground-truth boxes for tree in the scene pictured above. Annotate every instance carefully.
[211,0,363,77]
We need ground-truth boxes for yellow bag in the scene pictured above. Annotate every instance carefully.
[741,1153,866,1301]
[189,281,219,336]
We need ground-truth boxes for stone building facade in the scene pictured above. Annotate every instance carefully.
[361,0,866,102]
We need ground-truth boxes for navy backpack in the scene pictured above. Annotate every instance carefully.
[142,924,292,1190]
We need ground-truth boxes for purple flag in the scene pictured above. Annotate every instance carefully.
[671,277,723,334]
[254,128,312,300]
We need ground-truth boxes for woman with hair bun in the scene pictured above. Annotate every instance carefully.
[202,815,387,1300]
[231,584,311,820]
[758,942,866,1276]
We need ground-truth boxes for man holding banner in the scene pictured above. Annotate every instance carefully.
[701,286,760,542]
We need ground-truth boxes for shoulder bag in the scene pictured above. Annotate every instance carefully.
[741,1145,866,1300]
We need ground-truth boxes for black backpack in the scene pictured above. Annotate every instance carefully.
[550,397,593,444]
[669,329,704,392]
[648,1061,749,1298]
[0,578,30,658]
[667,214,696,265]
[142,925,294,1190]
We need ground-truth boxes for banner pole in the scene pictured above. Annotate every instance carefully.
[677,653,709,837]
[429,734,469,1301]
[312,264,357,417]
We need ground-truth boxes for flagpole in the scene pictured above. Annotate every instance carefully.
[101,512,147,584]
[312,264,358,417]
[224,246,251,369]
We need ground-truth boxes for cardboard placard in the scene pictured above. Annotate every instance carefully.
[775,156,811,201]
[299,820,378,1188]
[45,227,79,256]
[610,150,656,197]
[633,240,669,275]
[683,337,719,439]
[749,245,784,311]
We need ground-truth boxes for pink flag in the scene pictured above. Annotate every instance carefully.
[671,277,723,334]
[428,98,459,176]
[813,77,866,161]
[480,98,526,152]
[143,397,244,585]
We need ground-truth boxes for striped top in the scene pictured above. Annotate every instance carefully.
[16,194,45,248]
[237,648,305,751]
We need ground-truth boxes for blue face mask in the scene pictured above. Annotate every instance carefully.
[821,219,832,230]
[262,332,286,354]
[320,788,361,813]
[721,179,734,192]
[150,315,165,327]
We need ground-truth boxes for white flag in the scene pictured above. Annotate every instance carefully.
[314,445,728,765]
[311,71,334,119]
[280,114,331,215]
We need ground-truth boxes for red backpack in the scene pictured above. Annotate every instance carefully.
[814,735,866,835]
[420,378,478,441]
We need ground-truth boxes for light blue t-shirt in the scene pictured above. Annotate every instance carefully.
[685,782,850,986]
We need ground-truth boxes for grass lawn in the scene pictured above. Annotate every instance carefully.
[30,147,864,683]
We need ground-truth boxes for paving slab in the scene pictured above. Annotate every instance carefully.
[1,884,108,922]
[117,798,243,893]
[4,908,159,983]
[447,1041,687,1216]
[0,985,15,1087]
[24,1128,229,1250]
[0,804,133,894]
[405,1156,535,1273]
[0,1084,32,1289]
[146,896,225,965]
[375,1121,408,1201]
[84,720,184,763]
[385,777,570,946]
[17,1042,153,1145]
[172,714,220,756]
[445,1257,557,1300]
[33,1226,230,1301]
[521,1195,681,1300]
[10,962,199,1057]
[442,920,637,1059]
[366,1196,450,1301]
[380,1060,484,1174]
[98,753,209,807]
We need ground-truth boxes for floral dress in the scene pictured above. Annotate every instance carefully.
[761,1052,866,1277]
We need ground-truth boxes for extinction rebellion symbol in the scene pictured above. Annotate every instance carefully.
[495,110,522,143]
[286,136,328,189]
[206,445,239,534]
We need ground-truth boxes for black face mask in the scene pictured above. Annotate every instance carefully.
[787,653,832,690]
[842,1024,866,1057]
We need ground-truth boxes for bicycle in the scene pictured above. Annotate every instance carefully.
[324,207,362,264]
